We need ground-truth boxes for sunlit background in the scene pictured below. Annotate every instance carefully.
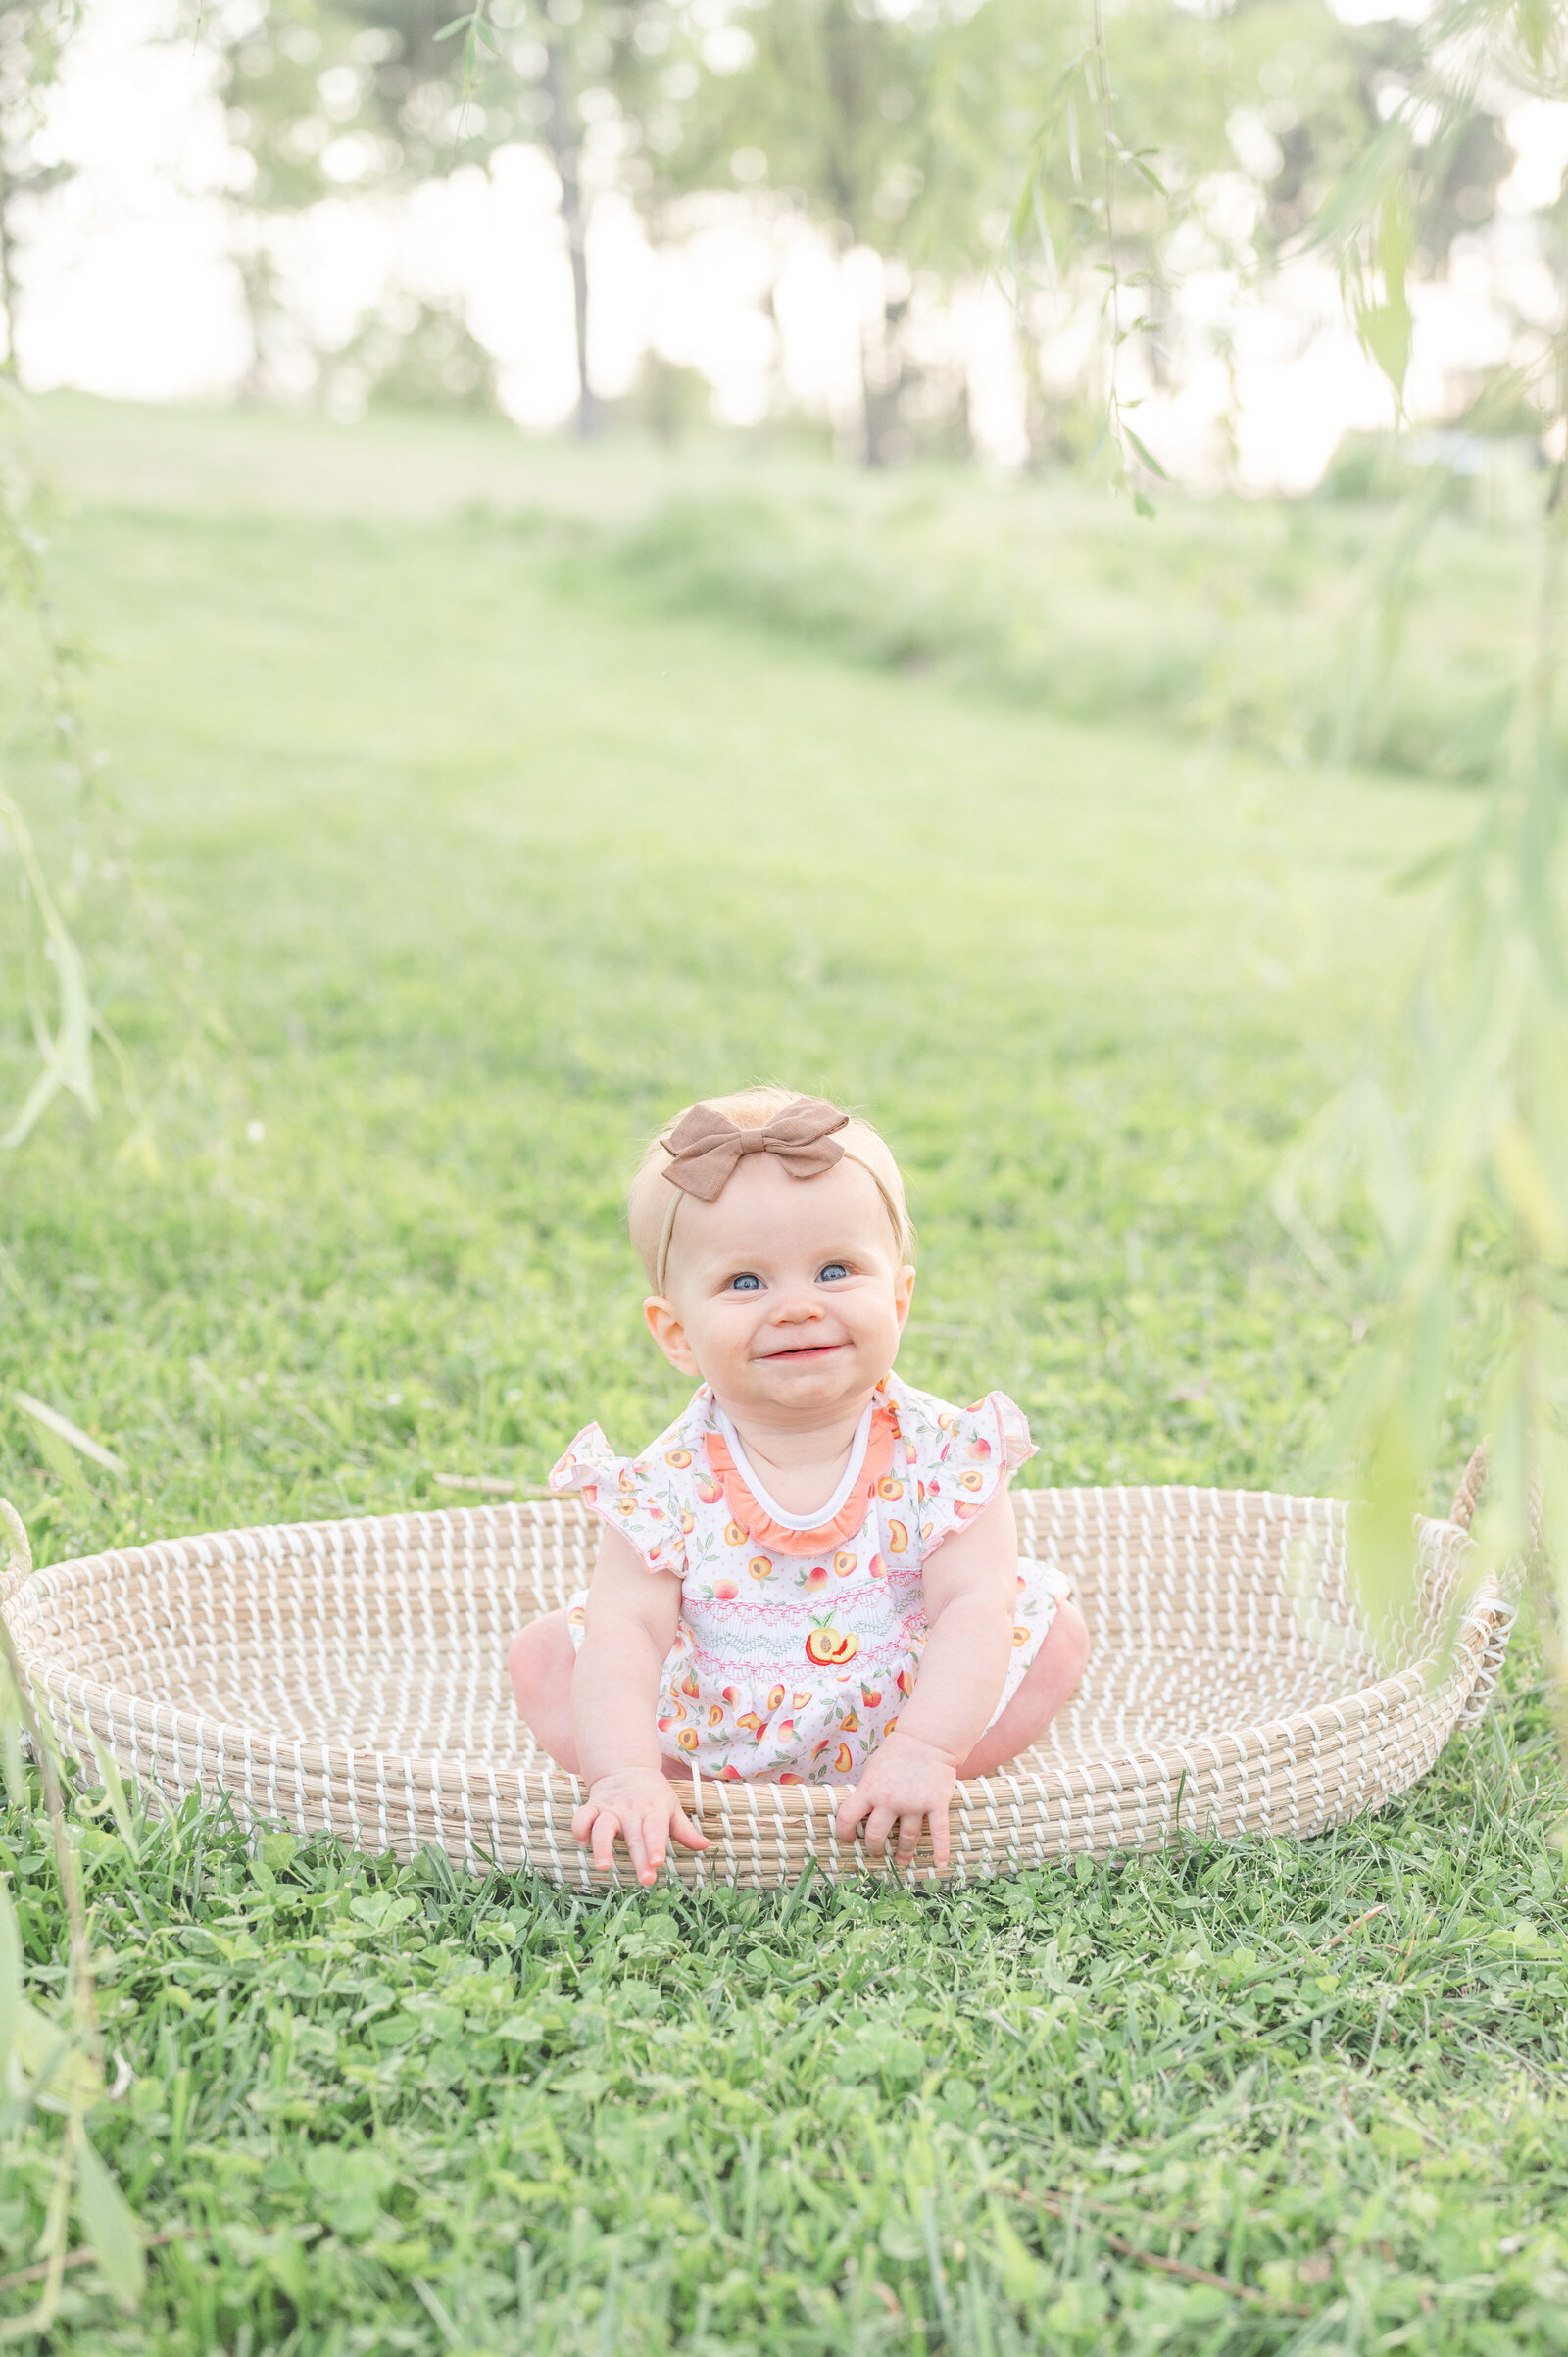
[11,0,1567,487]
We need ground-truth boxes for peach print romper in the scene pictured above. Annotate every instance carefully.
[549,1373,1074,1786]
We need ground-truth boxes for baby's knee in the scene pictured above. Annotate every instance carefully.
[508,1612,572,1711]
[1051,1597,1090,1685]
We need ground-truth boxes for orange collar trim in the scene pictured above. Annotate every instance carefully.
[703,1399,899,1557]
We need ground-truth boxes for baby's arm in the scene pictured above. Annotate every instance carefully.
[571,1527,710,1886]
[835,1486,1018,1869]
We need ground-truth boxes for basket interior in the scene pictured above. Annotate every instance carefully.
[9,1489,1468,1775]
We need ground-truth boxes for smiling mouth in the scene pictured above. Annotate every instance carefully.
[759,1343,846,1362]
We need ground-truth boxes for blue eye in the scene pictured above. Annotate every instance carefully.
[729,1273,762,1293]
[818,1262,850,1283]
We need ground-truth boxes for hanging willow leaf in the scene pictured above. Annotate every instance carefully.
[75,2137,145,2311]
[0,792,104,1149]
[0,1880,21,2076]
[11,1394,127,1479]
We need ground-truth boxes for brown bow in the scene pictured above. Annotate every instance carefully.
[662,1098,849,1202]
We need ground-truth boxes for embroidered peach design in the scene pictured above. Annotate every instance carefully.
[664,1448,694,1468]
[805,1624,858,1667]
[887,1521,908,1553]
[877,1476,904,1500]
[833,1549,857,1576]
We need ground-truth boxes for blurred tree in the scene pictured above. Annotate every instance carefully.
[1001,0,1513,481]
[197,0,412,396]
[203,0,700,430]
[673,0,954,463]
[0,0,78,368]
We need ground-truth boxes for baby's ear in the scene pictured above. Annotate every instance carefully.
[645,1296,700,1377]
[894,1264,916,1329]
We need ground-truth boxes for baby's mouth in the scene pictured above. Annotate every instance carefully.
[758,1342,846,1362]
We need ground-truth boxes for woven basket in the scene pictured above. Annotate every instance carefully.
[0,1459,1513,1889]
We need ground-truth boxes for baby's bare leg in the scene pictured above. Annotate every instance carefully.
[509,1613,581,1772]
[956,1601,1090,1780]
[511,1614,685,1784]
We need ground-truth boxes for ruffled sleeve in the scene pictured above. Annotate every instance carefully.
[548,1424,689,1579]
[887,1380,1036,1555]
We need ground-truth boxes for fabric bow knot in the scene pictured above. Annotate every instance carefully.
[662,1098,849,1202]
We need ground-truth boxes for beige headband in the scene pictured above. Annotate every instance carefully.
[652,1098,906,1295]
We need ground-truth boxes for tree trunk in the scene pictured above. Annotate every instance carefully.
[544,43,596,438]
[858,278,908,466]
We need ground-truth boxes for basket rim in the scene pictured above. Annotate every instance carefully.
[3,1493,1508,1829]
[11,1478,1376,1607]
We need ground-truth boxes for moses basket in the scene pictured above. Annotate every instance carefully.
[0,1453,1513,1889]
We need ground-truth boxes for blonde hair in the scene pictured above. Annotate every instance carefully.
[627,1086,914,1292]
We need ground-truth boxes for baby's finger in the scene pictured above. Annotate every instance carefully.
[625,1810,660,1888]
[668,1803,711,1853]
[929,1801,952,1873]
[570,1797,601,1846]
[835,1787,869,1845]
[895,1809,924,1870]
[862,1804,897,1858]
[591,1810,621,1873]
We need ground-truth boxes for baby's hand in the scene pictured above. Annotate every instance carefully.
[835,1732,958,1872]
[571,1771,710,1887]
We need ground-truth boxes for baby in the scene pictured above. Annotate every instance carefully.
[510,1088,1089,1884]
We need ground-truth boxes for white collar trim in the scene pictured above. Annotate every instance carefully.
[713,1398,874,1532]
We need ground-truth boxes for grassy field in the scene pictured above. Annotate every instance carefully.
[0,396,1563,2353]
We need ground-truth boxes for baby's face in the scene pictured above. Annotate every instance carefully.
[645,1155,914,1424]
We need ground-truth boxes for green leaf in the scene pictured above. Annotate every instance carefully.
[0,1878,21,2074]
[1390,843,1460,895]
[1355,181,1414,402]
[77,2135,146,2311]
[11,1392,127,1478]
[88,1734,141,1863]
[1122,426,1168,482]
[990,2210,1046,2301]
[14,1997,102,2107]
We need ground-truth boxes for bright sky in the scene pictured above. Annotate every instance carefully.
[14,0,1567,489]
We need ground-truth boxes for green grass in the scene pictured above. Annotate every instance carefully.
[1,397,1563,2353]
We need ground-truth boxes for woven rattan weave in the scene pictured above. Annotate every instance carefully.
[0,1463,1512,1888]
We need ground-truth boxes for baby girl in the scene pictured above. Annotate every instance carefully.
[510,1089,1089,1884]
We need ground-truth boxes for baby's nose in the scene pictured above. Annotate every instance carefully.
[772,1288,823,1320]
